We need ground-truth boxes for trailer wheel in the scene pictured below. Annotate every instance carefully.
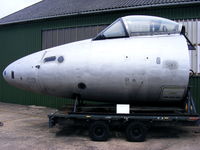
[126,122,147,142]
[89,121,110,141]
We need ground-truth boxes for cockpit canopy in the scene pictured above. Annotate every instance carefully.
[94,15,182,40]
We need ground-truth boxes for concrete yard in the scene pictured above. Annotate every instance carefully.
[0,102,200,150]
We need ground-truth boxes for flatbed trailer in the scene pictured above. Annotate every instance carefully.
[48,100,200,141]
[48,89,200,142]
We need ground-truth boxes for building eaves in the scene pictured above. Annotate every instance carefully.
[0,0,200,25]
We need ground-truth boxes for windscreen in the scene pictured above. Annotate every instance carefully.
[93,19,128,40]
[103,20,126,38]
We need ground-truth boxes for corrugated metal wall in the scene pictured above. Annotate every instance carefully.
[42,25,107,49]
[189,76,200,113]
[0,4,200,109]
[177,19,200,73]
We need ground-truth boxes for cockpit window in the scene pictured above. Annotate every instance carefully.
[93,19,128,40]
[122,16,182,36]
[93,16,183,40]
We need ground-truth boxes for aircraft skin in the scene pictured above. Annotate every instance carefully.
[3,16,190,103]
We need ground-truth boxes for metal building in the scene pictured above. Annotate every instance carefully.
[0,0,200,109]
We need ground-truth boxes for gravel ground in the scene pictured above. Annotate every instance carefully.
[0,102,200,150]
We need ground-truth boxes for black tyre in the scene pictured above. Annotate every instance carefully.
[126,122,147,142]
[89,121,110,141]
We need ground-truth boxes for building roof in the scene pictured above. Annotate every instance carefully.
[0,0,200,25]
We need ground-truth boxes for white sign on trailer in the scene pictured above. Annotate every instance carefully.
[116,104,130,114]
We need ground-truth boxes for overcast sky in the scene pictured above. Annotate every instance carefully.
[0,0,42,19]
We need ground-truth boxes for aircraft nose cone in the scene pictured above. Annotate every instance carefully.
[2,63,16,84]
[3,61,30,90]
[2,68,7,81]
[2,51,43,92]
[3,68,6,78]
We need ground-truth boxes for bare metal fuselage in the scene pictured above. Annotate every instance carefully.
[3,34,189,103]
